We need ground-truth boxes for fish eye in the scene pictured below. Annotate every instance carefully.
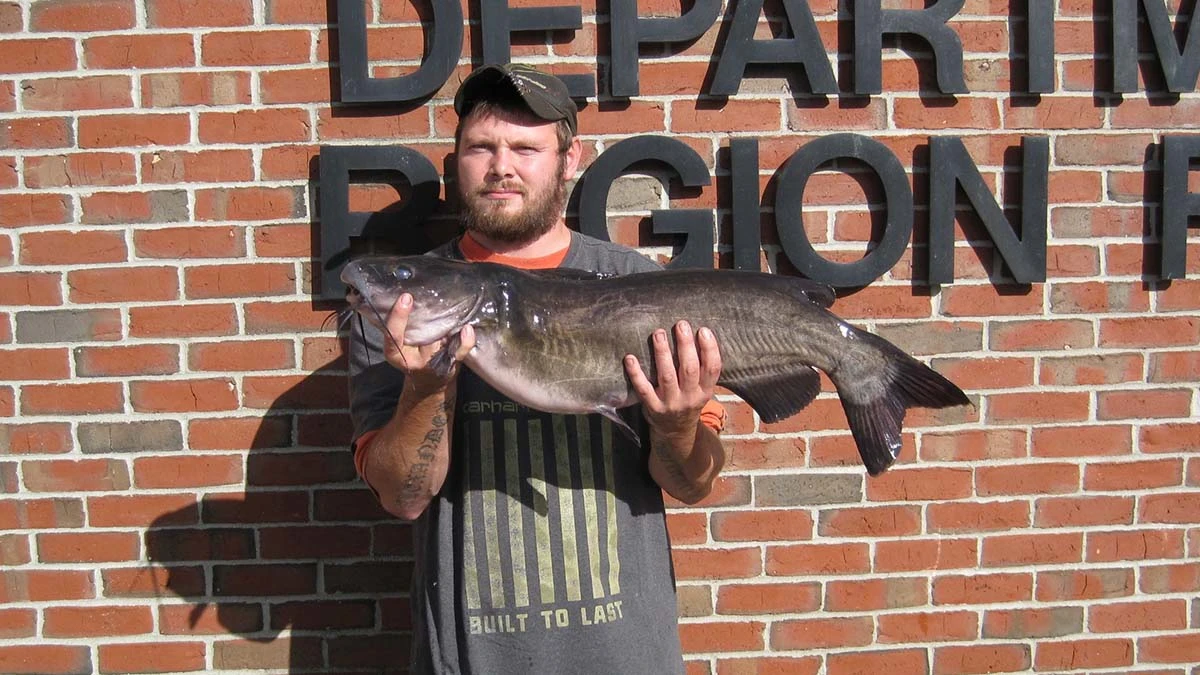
[393,266,412,281]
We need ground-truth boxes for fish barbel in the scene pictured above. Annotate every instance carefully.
[342,255,970,475]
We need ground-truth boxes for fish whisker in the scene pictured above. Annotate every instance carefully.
[364,301,408,369]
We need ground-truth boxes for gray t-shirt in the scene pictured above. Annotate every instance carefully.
[347,231,685,674]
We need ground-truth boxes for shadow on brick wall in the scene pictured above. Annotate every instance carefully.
[144,364,413,674]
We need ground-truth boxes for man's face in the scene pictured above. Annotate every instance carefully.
[456,109,579,244]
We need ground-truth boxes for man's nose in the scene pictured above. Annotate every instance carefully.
[488,148,514,177]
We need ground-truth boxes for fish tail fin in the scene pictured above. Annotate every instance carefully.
[837,334,970,476]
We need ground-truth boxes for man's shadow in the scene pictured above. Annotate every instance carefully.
[143,363,414,673]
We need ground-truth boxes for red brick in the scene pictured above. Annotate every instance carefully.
[37,531,139,563]
[189,415,292,450]
[1035,638,1133,671]
[1099,388,1193,420]
[826,650,928,675]
[0,116,72,149]
[301,336,346,370]
[87,494,198,527]
[1138,632,1200,663]
[83,33,195,68]
[0,346,69,379]
[0,607,35,638]
[22,75,133,111]
[23,458,130,492]
[147,0,252,27]
[0,533,29,563]
[1039,352,1144,386]
[79,190,187,225]
[188,339,295,372]
[826,577,927,612]
[934,572,1032,605]
[260,145,320,180]
[134,225,246,259]
[672,547,761,580]
[766,542,870,575]
[0,271,62,305]
[1036,568,1133,601]
[818,505,921,537]
[133,454,243,488]
[21,382,123,415]
[185,263,297,299]
[981,532,1083,567]
[130,378,238,413]
[129,304,237,338]
[0,193,71,226]
[25,153,137,189]
[0,4,21,32]
[679,620,765,653]
[987,391,1090,424]
[715,582,820,615]
[710,510,813,542]
[0,645,92,675]
[67,267,179,303]
[316,107,432,140]
[988,318,1094,351]
[244,300,333,333]
[866,466,973,502]
[1085,458,1184,491]
[0,423,73,454]
[98,642,207,673]
[1139,562,1200,594]
[919,428,1027,463]
[260,67,334,104]
[1140,422,1200,454]
[874,538,978,572]
[878,611,977,644]
[195,186,302,221]
[78,113,190,148]
[976,462,1079,496]
[1139,491,1200,524]
[74,344,179,377]
[44,605,152,638]
[142,149,254,184]
[198,108,311,144]
[141,71,251,107]
[241,373,347,409]
[0,569,94,602]
[1035,495,1134,527]
[1100,316,1200,348]
[0,37,76,73]
[31,0,135,31]
[1031,424,1133,457]
[201,29,311,66]
[1048,280,1151,314]
[1090,599,1187,633]
[927,500,1030,533]
[160,602,262,634]
[770,616,873,650]
[1086,529,1185,563]
[933,644,1030,675]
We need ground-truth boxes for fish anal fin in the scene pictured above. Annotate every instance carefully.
[721,364,823,424]
[598,406,641,447]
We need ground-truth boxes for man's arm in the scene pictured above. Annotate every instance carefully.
[625,321,727,504]
[355,293,474,520]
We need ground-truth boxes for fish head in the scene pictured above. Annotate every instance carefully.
[340,256,486,345]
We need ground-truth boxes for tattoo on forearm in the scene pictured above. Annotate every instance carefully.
[396,407,449,508]
[652,433,700,502]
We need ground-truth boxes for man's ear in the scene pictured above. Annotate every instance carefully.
[562,137,583,180]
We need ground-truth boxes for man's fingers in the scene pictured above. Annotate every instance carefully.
[624,355,662,408]
[673,321,700,384]
[696,326,722,390]
[651,328,679,393]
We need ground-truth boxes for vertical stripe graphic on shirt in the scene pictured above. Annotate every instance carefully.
[503,418,530,607]
[552,415,583,603]
[461,423,482,610]
[577,417,606,600]
[527,418,555,606]
[601,421,621,596]
[479,420,506,609]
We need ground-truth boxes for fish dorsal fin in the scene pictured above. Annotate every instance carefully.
[720,363,823,423]
[524,267,614,281]
[781,277,835,308]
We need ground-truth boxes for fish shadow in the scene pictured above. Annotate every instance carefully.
[143,363,412,674]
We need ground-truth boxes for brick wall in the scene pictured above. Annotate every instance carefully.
[2,0,1199,673]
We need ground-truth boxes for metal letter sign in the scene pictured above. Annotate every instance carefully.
[854,0,968,95]
[928,137,1049,285]
[1161,135,1200,279]
[336,0,462,103]
[774,134,914,287]
[609,0,721,97]
[577,136,715,269]
[480,0,595,98]
[318,146,441,298]
[1112,0,1200,93]
[710,0,836,96]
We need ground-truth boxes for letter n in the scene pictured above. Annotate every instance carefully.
[928,137,1049,285]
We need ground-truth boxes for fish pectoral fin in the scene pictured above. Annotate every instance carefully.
[598,406,641,447]
[721,364,823,424]
[428,334,463,379]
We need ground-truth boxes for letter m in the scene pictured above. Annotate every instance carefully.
[1113,0,1200,92]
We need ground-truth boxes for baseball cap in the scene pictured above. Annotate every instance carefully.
[453,64,578,135]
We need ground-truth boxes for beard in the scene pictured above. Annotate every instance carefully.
[459,158,569,244]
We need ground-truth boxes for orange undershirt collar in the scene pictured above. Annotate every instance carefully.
[460,232,570,270]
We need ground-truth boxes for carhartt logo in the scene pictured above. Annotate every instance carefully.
[461,399,531,415]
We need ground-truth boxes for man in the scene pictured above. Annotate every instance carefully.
[347,63,726,673]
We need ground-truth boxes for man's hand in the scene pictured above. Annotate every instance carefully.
[624,320,722,442]
[383,293,476,395]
